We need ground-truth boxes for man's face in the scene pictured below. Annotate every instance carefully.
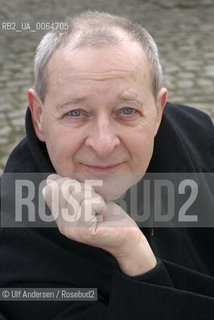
[30,39,166,200]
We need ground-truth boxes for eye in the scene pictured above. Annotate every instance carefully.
[116,107,140,122]
[67,109,83,117]
[122,107,136,115]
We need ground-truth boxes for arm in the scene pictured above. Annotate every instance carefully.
[40,174,214,319]
[2,175,212,319]
[0,228,214,320]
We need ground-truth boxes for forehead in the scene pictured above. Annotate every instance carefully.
[47,39,150,86]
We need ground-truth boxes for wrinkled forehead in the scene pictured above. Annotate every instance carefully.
[45,38,152,94]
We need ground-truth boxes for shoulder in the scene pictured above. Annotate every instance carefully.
[163,102,214,158]
[149,102,214,172]
[3,137,31,173]
[164,102,213,133]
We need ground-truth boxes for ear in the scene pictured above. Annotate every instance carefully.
[28,88,45,142]
[154,88,167,136]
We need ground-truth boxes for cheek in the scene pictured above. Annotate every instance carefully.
[125,126,155,167]
[44,126,82,161]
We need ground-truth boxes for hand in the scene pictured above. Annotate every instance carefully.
[42,174,157,276]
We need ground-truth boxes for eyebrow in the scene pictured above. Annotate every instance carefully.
[56,93,144,110]
[119,92,144,108]
[56,97,86,110]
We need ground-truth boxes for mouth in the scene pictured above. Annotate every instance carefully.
[81,162,124,174]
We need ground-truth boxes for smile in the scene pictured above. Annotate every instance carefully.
[81,162,124,173]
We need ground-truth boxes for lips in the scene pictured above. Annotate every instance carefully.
[81,162,123,173]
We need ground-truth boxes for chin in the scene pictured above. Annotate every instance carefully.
[94,185,125,202]
[58,170,144,202]
[93,173,143,202]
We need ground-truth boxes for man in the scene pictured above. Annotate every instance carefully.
[0,11,214,319]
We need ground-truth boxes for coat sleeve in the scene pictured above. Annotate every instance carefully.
[109,258,214,320]
[45,258,214,319]
[1,258,214,320]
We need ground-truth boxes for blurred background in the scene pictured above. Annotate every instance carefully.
[0,0,214,173]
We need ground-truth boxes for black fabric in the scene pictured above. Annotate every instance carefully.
[0,311,8,320]
[0,102,214,319]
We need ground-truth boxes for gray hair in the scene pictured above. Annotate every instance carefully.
[34,11,163,103]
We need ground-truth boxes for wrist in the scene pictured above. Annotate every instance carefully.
[113,234,157,276]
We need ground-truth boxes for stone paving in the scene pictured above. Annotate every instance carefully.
[0,0,214,173]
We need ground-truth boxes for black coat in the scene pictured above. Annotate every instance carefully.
[0,102,214,319]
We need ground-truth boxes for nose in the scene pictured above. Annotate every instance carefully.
[85,117,120,159]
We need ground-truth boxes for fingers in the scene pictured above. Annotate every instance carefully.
[80,197,108,224]
[42,175,107,225]
[42,175,138,253]
[46,174,61,183]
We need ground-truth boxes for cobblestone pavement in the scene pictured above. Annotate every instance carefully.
[0,0,214,172]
